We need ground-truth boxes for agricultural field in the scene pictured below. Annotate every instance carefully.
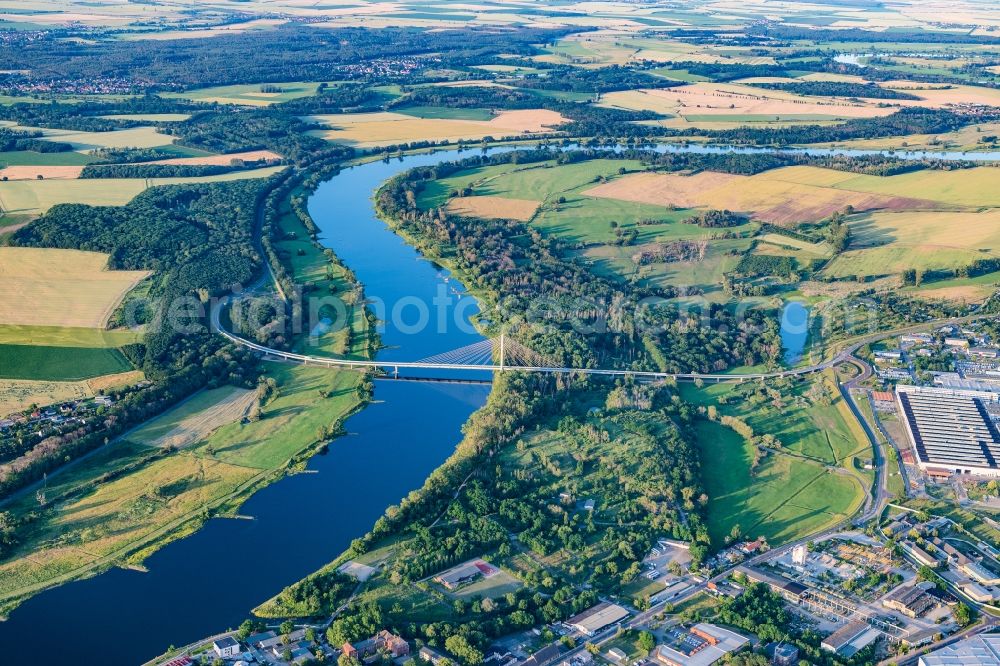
[0,164,84,180]
[0,343,131,381]
[7,125,178,152]
[0,150,95,167]
[582,167,938,226]
[306,109,567,147]
[831,167,1000,208]
[0,248,149,328]
[599,82,895,127]
[0,370,143,416]
[127,387,257,449]
[824,209,1000,279]
[0,379,92,417]
[446,195,539,221]
[885,81,1000,108]
[162,81,332,106]
[816,120,1000,152]
[0,165,283,215]
[143,149,282,166]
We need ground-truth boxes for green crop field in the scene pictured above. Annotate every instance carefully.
[0,344,131,381]
[0,151,95,167]
[0,325,140,348]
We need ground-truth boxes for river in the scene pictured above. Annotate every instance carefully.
[0,141,995,665]
[0,147,497,666]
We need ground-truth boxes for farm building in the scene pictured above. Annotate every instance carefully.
[565,601,630,636]
[654,624,749,666]
[896,385,1000,477]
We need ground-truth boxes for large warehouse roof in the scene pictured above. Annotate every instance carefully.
[918,634,1000,665]
[897,385,1000,471]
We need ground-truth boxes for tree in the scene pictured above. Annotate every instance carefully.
[954,601,975,627]
[445,636,484,666]
[281,620,296,636]
[637,631,655,653]
[237,619,260,640]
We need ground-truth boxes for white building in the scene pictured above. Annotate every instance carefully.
[919,634,1000,665]
[213,637,241,659]
[791,545,807,566]
[896,385,1000,477]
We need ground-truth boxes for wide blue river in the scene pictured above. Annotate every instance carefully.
[0,141,994,665]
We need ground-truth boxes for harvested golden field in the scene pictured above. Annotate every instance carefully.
[599,83,895,120]
[883,81,1000,108]
[814,121,1000,152]
[0,371,143,416]
[445,195,540,221]
[0,165,84,180]
[799,73,868,83]
[86,370,145,394]
[0,165,283,215]
[129,387,257,449]
[0,379,91,417]
[0,248,149,328]
[582,168,937,225]
[145,149,282,166]
[912,284,997,303]
[31,126,177,152]
[307,109,566,147]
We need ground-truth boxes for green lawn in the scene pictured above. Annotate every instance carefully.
[691,420,861,545]
[0,343,131,381]
[685,376,867,547]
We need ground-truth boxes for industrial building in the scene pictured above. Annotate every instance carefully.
[821,621,880,658]
[654,624,749,666]
[896,385,1000,477]
[564,602,629,637]
[881,583,936,618]
[918,633,1000,665]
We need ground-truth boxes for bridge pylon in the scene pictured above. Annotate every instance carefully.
[499,333,505,373]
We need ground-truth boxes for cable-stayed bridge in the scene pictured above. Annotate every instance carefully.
[215,314,829,382]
